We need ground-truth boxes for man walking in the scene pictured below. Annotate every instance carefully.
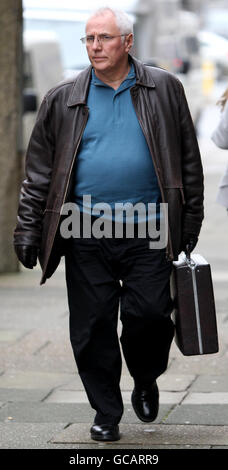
[14,7,204,441]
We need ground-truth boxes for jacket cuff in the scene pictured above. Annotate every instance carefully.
[182,214,203,237]
[13,230,41,247]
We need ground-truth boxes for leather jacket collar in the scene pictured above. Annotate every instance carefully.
[67,55,156,107]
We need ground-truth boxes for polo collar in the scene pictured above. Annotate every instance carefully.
[67,55,156,107]
[91,62,135,87]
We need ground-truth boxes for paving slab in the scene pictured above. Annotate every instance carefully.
[0,403,95,423]
[0,402,172,425]
[120,374,134,390]
[27,338,76,374]
[0,330,28,343]
[50,423,228,446]
[44,389,186,405]
[0,421,211,449]
[167,342,183,359]
[0,388,50,402]
[168,353,228,375]
[0,263,65,288]
[57,373,135,391]
[189,375,228,392]
[182,393,228,404]
[0,287,68,329]
[57,444,211,449]
[58,373,196,393]
[0,422,66,448]
[211,446,228,449]
[165,405,228,425]
[214,298,228,315]
[0,329,76,373]
[58,376,85,391]
[157,374,196,391]
[0,371,75,390]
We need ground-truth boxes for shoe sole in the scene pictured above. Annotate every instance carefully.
[131,392,159,423]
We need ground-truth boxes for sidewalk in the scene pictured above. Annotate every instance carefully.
[0,137,227,449]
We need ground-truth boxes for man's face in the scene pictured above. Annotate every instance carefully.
[85,12,132,74]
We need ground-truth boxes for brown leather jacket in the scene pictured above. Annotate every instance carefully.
[14,55,204,285]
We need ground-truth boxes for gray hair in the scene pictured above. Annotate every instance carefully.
[87,7,134,40]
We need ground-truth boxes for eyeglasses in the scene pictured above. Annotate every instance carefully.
[80,34,128,45]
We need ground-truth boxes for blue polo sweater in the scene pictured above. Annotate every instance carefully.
[73,63,161,222]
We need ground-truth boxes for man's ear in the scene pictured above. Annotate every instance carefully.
[125,33,134,52]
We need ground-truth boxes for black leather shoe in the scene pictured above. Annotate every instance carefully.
[131,381,159,422]
[90,423,120,441]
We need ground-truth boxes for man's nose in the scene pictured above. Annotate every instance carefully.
[92,36,102,50]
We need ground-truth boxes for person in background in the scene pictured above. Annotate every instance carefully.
[211,87,228,212]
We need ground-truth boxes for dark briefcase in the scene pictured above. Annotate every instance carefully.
[171,253,219,356]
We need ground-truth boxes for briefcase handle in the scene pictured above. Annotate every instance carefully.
[185,245,196,269]
[185,244,191,262]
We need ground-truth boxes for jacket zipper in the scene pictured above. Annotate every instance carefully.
[41,106,89,281]
[130,88,174,260]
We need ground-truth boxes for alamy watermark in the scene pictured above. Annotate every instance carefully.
[60,195,168,249]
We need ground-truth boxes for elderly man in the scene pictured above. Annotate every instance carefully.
[14,7,204,441]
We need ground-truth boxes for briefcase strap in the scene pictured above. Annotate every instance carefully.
[185,254,204,354]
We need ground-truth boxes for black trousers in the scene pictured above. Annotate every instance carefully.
[65,219,174,425]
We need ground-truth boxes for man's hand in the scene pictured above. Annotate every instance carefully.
[14,245,38,269]
[180,233,198,255]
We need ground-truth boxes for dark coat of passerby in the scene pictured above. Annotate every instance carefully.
[13,7,204,442]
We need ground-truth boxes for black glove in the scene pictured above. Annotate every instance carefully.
[180,233,198,256]
[14,245,38,269]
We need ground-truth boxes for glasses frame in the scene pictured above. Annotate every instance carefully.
[80,34,129,45]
